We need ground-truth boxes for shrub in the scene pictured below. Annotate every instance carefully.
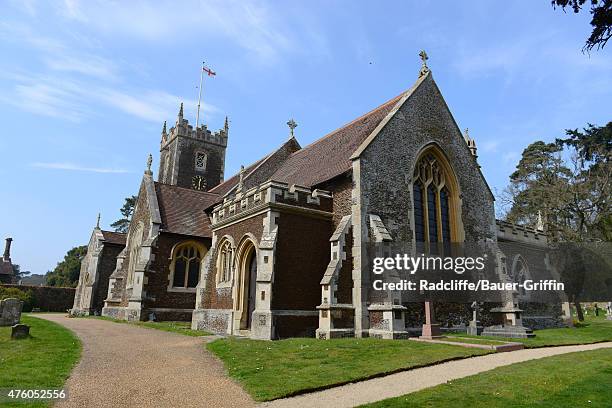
[0,287,34,312]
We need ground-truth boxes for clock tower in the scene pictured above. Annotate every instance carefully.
[158,103,228,191]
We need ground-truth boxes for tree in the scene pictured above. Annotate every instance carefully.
[45,246,87,288]
[556,122,612,241]
[503,141,572,239]
[552,0,612,51]
[111,195,137,233]
[502,122,612,320]
[11,264,30,279]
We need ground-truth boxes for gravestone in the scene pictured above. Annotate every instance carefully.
[482,302,535,338]
[0,298,23,326]
[11,324,30,339]
[467,301,483,335]
[606,302,612,321]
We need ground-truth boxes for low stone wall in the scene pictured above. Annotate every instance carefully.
[191,308,232,333]
[0,284,75,312]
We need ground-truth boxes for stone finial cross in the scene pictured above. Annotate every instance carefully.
[419,50,428,65]
[96,213,101,229]
[146,153,153,174]
[237,165,245,191]
[418,50,430,77]
[287,119,297,137]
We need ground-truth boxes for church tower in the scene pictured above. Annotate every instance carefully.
[158,103,228,191]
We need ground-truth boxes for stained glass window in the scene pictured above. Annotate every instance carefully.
[413,151,456,245]
[217,240,233,284]
[171,244,202,289]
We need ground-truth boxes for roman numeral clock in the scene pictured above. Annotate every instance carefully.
[192,175,206,191]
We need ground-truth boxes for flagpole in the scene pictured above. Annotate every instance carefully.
[196,61,205,129]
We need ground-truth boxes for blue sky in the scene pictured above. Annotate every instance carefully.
[0,1,610,275]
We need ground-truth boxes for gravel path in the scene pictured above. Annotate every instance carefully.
[262,341,612,408]
[37,314,254,408]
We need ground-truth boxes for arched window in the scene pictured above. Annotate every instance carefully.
[216,239,233,285]
[512,256,530,297]
[195,151,207,172]
[170,243,203,289]
[126,223,144,287]
[413,150,458,244]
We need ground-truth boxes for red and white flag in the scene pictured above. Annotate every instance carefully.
[203,65,216,76]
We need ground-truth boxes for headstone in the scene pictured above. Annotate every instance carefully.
[11,324,30,339]
[420,301,443,339]
[467,301,483,335]
[606,302,612,321]
[482,302,535,338]
[0,298,23,326]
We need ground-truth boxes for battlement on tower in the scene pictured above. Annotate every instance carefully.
[161,116,228,149]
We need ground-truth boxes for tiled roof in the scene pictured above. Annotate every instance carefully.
[208,157,267,196]
[270,93,403,187]
[155,183,220,238]
[100,230,127,246]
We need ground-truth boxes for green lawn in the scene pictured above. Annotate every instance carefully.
[460,318,612,348]
[0,315,81,407]
[87,316,211,336]
[441,337,508,346]
[363,348,612,407]
[207,337,491,401]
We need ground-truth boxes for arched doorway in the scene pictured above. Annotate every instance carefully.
[244,250,257,329]
[234,237,258,331]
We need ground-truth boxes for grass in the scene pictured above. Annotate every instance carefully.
[0,315,81,407]
[362,348,612,407]
[87,316,211,336]
[459,318,612,348]
[441,336,508,346]
[207,337,491,401]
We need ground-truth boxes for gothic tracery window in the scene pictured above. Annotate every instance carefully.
[217,239,233,284]
[171,243,202,289]
[126,223,144,287]
[195,151,207,172]
[413,151,455,244]
[512,256,530,297]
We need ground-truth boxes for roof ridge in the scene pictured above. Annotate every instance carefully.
[155,181,221,197]
[207,156,265,194]
[286,91,405,159]
[208,135,299,194]
[101,230,126,235]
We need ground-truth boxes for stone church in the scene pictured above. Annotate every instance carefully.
[73,54,563,339]
[0,238,17,284]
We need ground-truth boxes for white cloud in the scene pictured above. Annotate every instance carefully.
[54,0,299,64]
[502,151,519,165]
[0,68,218,123]
[480,140,500,153]
[97,89,218,122]
[31,162,129,173]
[44,54,119,81]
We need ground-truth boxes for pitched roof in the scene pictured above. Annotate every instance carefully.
[209,137,301,197]
[207,157,266,196]
[100,230,127,246]
[154,183,220,238]
[269,92,404,187]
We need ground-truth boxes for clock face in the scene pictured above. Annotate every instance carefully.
[192,175,206,191]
